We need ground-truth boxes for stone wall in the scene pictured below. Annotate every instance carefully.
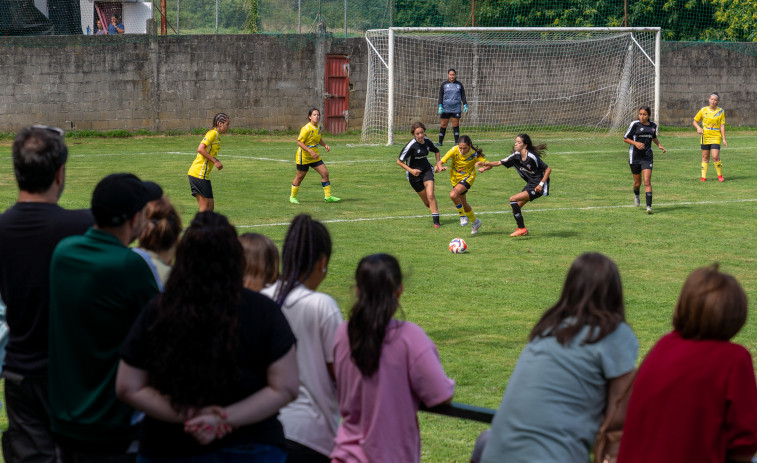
[0,34,368,133]
[660,42,757,126]
[0,35,755,133]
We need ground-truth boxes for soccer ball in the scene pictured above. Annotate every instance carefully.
[449,238,467,254]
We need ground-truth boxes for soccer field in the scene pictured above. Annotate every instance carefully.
[1,129,756,461]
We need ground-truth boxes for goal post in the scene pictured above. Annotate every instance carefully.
[362,27,661,145]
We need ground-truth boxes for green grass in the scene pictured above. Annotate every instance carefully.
[1,130,756,462]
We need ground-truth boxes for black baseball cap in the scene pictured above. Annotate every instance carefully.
[91,173,163,227]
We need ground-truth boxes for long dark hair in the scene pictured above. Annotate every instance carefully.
[517,133,547,158]
[146,211,243,413]
[529,253,625,345]
[348,254,402,377]
[458,134,484,158]
[274,214,332,307]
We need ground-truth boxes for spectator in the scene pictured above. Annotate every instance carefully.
[0,125,93,463]
[480,252,638,463]
[331,254,455,463]
[95,19,107,35]
[116,211,298,462]
[47,173,161,462]
[108,15,124,34]
[261,214,342,463]
[618,264,757,463]
[135,196,182,287]
[239,233,280,292]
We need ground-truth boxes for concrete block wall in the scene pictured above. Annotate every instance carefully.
[0,34,368,133]
[659,42,757,126]
[0,35,754,133]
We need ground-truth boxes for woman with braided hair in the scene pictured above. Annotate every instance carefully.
[261,214,343,463]
[187,112,230,212]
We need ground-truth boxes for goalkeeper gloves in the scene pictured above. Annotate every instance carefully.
[438,104,444,114]
[463,104,468,114]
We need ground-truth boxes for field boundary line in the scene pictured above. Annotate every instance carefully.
[236,198,757,228]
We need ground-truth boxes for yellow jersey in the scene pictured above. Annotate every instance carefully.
[694,106,725,145]
[296,122,323,165]
[187,129,220,180]
[441,146,485,187]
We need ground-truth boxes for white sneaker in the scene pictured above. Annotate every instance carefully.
[646,206,653,214]
[471,219,482,234]
[634,196,640,207]
[459,216,469,226]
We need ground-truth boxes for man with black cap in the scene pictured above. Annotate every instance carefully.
[0,125,93,463]
[48,173,162,462]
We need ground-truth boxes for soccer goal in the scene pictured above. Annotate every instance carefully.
[362,27,661,145]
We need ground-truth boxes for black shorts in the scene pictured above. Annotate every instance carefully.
[456,179,471,195]
[441,112,461,119]
[524,184,546,201]
[701,144,721,150]
[189,175,213,199]
[296,159,325,172]
[629,161,653,174]
[408,169,434,193]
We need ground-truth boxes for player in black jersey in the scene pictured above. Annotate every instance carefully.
[478,134,550,237]
[437,69,468,147]
[397,122,442,227]
[623,106,666,214]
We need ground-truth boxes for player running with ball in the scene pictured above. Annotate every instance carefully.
[478,134,550,237]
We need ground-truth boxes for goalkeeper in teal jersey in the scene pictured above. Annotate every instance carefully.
[437,69,467,147]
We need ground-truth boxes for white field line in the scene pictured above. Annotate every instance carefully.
[235,198,757,229]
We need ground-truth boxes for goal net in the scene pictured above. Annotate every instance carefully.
[362,27,660,145]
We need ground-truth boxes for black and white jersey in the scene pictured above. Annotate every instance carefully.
[438,81,467,114]
[501,151,549,188]
[398,137,440,171]
[624,120,658,163]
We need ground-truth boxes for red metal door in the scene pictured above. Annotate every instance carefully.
[324,55,349,134]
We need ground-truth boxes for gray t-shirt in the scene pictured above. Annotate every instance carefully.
[481,322,638,463]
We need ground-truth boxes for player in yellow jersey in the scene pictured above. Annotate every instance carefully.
[289,108,340,204]
[693,92,727,182]
[435,135,485,234]
[187,113,229,212]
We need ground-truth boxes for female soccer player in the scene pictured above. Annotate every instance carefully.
[331,254,455,463]
[693,92,727,181]
[623,106,666,214]
[477,133,550,237]
[397,122,442,228]
[435,135,485,234]
[187,112,229,212]
[436,69,468,147]
[290,108,339,204]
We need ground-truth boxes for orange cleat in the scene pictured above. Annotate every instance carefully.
[718,175,724,182]
[700,177,707,182]
[510,228,529,237]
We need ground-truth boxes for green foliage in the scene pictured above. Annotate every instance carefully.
[394,0,444,27]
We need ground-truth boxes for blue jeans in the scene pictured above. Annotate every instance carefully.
[137,444,286,463]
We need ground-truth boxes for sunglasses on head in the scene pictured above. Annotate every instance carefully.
[30,125,65,137]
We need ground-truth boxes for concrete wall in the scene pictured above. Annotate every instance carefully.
[0,35,754,133]
[660,42,757,126]
[0,34,368,133]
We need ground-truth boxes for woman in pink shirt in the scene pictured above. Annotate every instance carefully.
[331,254,455,463]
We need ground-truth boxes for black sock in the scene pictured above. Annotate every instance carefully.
[432,213,440,225]
[646,192,653,207]
[510,201,525,228]
[439,127,446,144]
[633,188,640,197]
[453,128,460,144]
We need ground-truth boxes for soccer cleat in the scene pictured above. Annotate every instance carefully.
[435,142,443,147]
[510,228,529,237]
[324,196,341,203]
[470,219,482,234]
[646,206,653,214]
[433,223,441,228]
[700,177,707,182]
[718,175,725,182]
[634,196,640,207]
[459,215,469,226]
[289,197,300,204]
